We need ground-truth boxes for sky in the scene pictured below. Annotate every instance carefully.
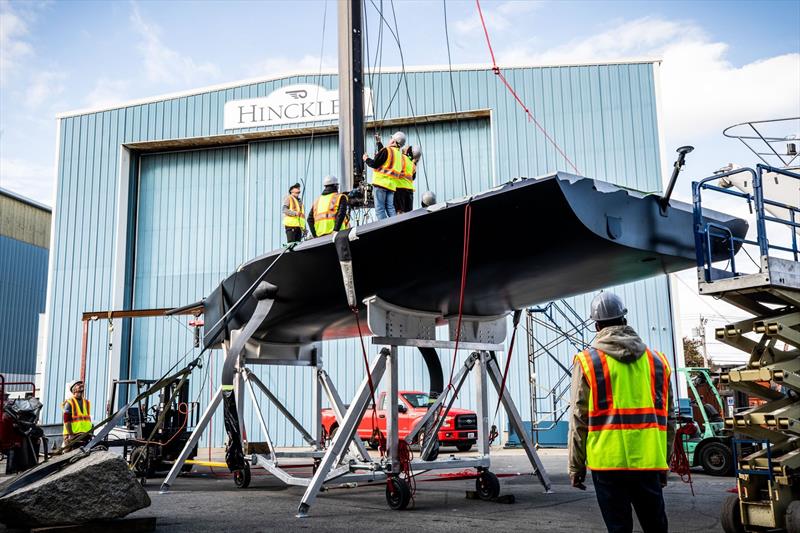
[1,0,799,361]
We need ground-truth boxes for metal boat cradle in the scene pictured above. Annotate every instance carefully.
[156,170,746,516]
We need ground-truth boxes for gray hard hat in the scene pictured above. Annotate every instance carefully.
[421,191,437,207]
[590,291,627,322]
[391,131,406,147]
[411,145,422,159]
[322,175,338,187]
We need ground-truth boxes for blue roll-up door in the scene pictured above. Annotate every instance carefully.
[129,117,493,446]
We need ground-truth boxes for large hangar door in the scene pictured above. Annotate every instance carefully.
[131,146,247,379]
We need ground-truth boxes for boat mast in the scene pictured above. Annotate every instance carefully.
[337,0,366,192]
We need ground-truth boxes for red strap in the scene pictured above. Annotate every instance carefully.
[475,0,580,175]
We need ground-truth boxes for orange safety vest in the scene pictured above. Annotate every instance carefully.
[63,397,92,435]
[372,146,412,191]
[283,195,305,228]
[313,192,350,237]
[575,347,670,471]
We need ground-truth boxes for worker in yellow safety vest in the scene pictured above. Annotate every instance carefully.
[307,175,350,238]
[394,145,421,214]
[568,292,675,533]
[62,379,92,446]
[282,182,305,243]
[362,131,410,220]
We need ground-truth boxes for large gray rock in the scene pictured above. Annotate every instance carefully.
[0,449,150,527]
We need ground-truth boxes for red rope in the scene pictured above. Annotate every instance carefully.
[352,307,383,454]
[493,321,519,418]
[446,203,473,392]
[475,0,581,175]
[670,423,695,496]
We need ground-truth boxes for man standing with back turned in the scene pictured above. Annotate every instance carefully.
[568,292,675,533]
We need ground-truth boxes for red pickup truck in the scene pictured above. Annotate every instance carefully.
[321,390,478,452]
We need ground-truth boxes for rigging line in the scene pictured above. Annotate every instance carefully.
[442,0,469,196]
[362,0,378,135]
[367,0,428,190]
[301,0,330,200]
[387,0,430,191]
[474,0,581,175]
[673,274,738,324]
[373,0,385,119]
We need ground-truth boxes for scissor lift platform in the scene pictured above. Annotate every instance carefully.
[694,164,800,532]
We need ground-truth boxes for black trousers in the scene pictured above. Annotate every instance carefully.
[285,227,303,243]
[394,188,413,213]
[591,471,668,533]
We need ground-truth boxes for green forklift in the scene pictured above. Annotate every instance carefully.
[677,367,735,476]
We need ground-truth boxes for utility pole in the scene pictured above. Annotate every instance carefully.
[699,315,709,368]
[337,0,365,192]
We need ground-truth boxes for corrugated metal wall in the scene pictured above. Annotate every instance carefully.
[44,63,670,448]
[0,191,50,382]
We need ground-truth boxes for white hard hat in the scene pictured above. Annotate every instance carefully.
[391,131,406,147]
[590,292,628,322]
[322,175,338,187]
[65,379,83,399]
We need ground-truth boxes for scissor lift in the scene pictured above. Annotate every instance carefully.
[693,164,800,532]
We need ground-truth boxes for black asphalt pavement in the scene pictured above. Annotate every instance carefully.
[130,448,734,532]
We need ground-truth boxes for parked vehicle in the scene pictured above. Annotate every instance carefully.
[321,391,478,452]
[676,367,736,476]
[0,376,47,474]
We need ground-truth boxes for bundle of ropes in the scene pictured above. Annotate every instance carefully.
[669,422,696,496]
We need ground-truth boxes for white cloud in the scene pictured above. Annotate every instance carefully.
[84,77,131,109]
[246,54,335,79]
[0,157,54,205]
[24,71,66,108]
[130,2,220,87]
[0,5,34,86]
[494,17,800,140]
[454,1,542,35]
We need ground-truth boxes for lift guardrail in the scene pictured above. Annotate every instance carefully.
[692,165,799,282]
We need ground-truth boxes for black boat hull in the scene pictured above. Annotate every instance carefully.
[204,173,747,347]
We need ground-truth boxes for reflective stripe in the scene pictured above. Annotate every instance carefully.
[587,348,612,410]
[588,412,667,431]
[649,349,666,411]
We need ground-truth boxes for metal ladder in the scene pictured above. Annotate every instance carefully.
[525,301,593,446]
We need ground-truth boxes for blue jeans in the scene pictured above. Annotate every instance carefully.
[374,186,396,220]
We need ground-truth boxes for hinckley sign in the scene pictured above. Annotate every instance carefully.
[223,84,373,130]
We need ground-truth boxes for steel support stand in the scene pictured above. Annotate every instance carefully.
[245,370,316,447]
[161,386,223,492]
[386,346,400,474]
[318,369,371,461]
[297,350,389,517]
[487,353,552,492]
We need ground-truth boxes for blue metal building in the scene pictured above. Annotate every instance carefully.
[0,188,51,388]
[42,61,677,446]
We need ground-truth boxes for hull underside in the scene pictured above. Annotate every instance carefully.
[203,172,747,347]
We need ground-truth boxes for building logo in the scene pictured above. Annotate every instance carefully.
[223,84,373,130]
